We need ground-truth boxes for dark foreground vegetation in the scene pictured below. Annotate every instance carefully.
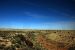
[0,30,75,50]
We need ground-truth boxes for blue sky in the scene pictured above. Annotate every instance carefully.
[0,0,75,30]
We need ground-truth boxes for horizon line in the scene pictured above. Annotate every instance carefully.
[0,27,75,30]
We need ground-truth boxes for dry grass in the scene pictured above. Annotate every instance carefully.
[0,30,75,50]
[36,35,68,50]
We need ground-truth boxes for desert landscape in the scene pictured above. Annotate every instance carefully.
[0,0,75,50]
[0,29,75,50]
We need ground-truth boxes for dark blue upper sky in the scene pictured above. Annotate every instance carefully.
[0,0,75,30]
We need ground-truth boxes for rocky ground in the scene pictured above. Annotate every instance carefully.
[0,30,75,50]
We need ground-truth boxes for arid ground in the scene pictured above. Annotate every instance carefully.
[0,29,75,50]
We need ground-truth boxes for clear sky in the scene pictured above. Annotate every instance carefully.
[0,0,75,30]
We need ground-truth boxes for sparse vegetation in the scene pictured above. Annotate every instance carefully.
[0,30,75,50]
